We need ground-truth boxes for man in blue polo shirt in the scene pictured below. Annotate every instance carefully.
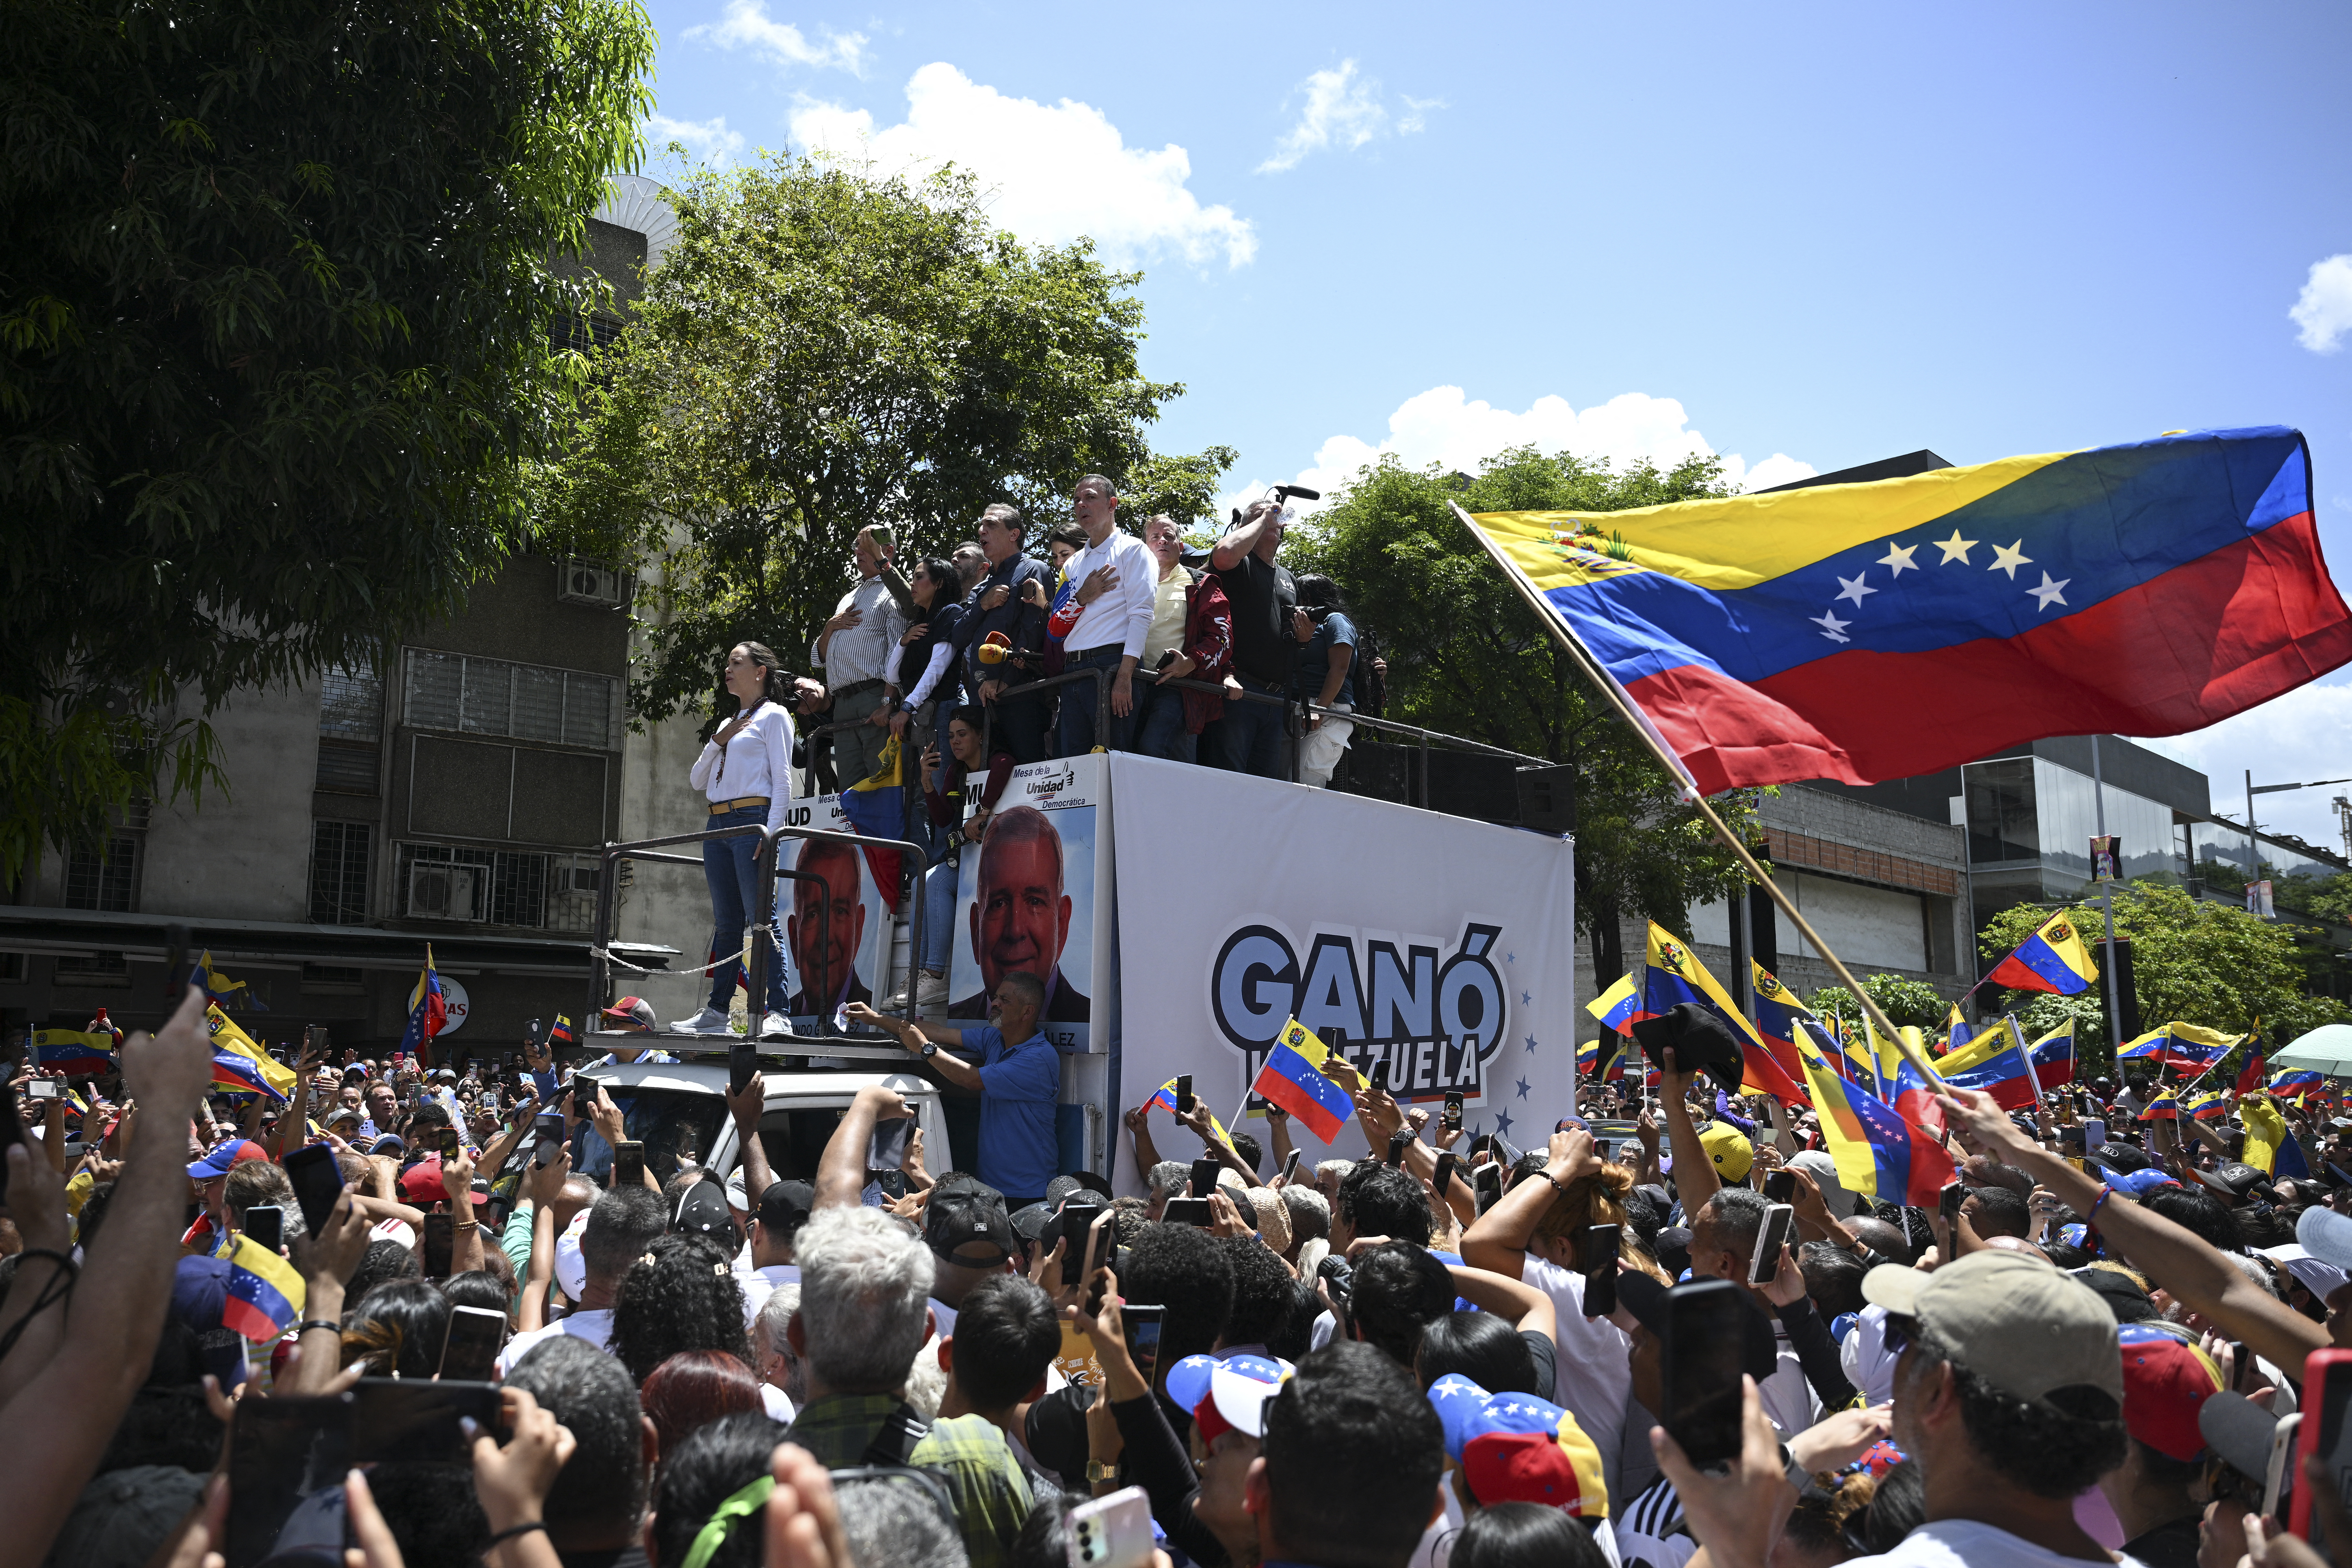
[845,972,1061,1206]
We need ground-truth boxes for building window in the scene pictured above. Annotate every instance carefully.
[55,951,130,985]
[310,822,373,925]
[401,650,619,751]
[318,663,385,794]
[396,841,556,928]
[63,835,140,912]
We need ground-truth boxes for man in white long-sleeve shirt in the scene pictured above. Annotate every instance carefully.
[813,525,910,786]
[1053,474,1157,758]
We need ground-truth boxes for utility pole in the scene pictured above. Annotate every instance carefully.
[2092,737,2124,1059]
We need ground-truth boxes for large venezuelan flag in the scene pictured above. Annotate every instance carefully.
[1941,1020,2077,1110]
[1631,923,1807,1105]
[1793,1034,1956,1205]
[1587,972,1639,1036]
[2119,1022,2238,1069]
[1466,431,2351,793]
[1987,911,2100,997]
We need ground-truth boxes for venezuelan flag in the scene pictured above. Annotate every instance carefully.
[33,1028,117,1076]
[222,1232,305,1341]
[2185,1089,2229,1122]
[2270,1069,2325,1097]
[1630,923,1808,1105]
[1749,963,1818,1065]
[2138,1089,2181,1122]
[1987,911,2100,997]
[196,949,267,1012]
[549,1015,576,1047]
[1939,1017,2077,1104]
[2120,1022,2238,1070]
[210,1047,288,1103]
[1586,972,1638,1036]
[1793,1032,1956,1206]
[1575,1039,1599,1073]
[1147,1078,1235,1144]
[1253,1020,1359,1144]
[838,735,910,897]
[399,945,448,1061]
[206,1007,297,1099]
[1464,430,2351,793]
[1941,1004,1979,1057]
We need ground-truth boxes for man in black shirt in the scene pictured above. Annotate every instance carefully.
[1208,498,1298,779]
[954,503,1053,763]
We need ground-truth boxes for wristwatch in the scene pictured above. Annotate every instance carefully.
[1085,1461,1119,1484]
[919,1042,939,1061]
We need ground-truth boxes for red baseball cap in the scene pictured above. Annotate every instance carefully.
[600,996,658,1031]
[398,1157,451,1204]
[2116,1323,2223,1462]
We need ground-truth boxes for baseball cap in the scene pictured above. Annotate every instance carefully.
[169,1256,248,1389]
[2116,1323,2223,1462]
[674,1177,734,1238]
[325,1104,362,1126]
[2296,1206,2352,1273]
[1786,1151,1854,1217]
[2095,1143,2154,1174]
[398,1158,451,1204]
[44,1464,209,1568]
[1617,1273,1780,1383]
[188,1138,269,1180]
[1862,1251,2123,1414]
[2259,1243,2351,1303]
[2072,1264,2157,1323]
[1168,1354,1293,1444]
[1696,1122,1754,1182]
[367,1134,405,1157]
[757,1179,816,1240]
[1045,1175,1084,1209]
[724,1170,750,1213]
[1429,1374,1610,1518]
[926,1185,1018,1267]
[2104,1167,2181,1199]
[601,996,658,1031]
[2192,1161,2271,1204]
[1009,1201,1056,1245]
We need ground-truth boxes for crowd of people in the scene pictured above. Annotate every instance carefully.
[11,983,2352,1568]
[785,478,1383,791]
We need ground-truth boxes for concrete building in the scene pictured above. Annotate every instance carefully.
[0,177,718,1056]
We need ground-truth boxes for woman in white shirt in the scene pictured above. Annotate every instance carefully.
[672,642,800,1038]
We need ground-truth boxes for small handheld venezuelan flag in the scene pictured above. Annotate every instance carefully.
[1251,1019,1360,1145]
[549,1015,576,1047]
[222,1232,306,1341]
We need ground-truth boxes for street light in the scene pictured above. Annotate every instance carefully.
[2244,771,2352,892]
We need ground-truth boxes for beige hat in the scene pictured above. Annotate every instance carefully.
[1862,1250,2122,1412]
[1245,1187,1293,1254]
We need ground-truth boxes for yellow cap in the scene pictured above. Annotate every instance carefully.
[1698,1120,1754,1182]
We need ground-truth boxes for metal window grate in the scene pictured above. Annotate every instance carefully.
[315,741,381,794]
[401,650,618,750]
[320,664,384,742]
[309,821,373,924]
[397,840,550,929]
[63,836,139,912]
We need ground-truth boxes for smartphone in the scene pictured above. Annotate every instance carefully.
[729,1041,758,1096]
[1748,1203,1795,1286]
[1473,1162,1503,1216]
[1058,1201,1104,1250]
[2085,1119,2106,1150]
[2269,1410,2305,1519]
[437,1306,508,1383]
[351,1377,504,1464]
[439,1127,461,1159]
[420,1212,455,1280]
[1386,1130,1411,1169]
[1370,1058,1391,1092]
[1067,1484,1156,1568]
[1432,1152,1458,1196]
[1174,1074,1194,1115]
[531,1113,565,1167]
[1662,1279,1750,1471]
[1762,1169,1795,1204]
[2057,1126,2086,1152]
[1580,1224,1621,1318]
[1938,1180,1966,1228]
[526,1018,544,1056]
[243,1204,286,1253]
[2231,1341,2252,1395]
[284,1144,344,1241]
[2291,1350,2352,1544]
[868,1120,914,1173]
[227,1393,356,1567]
[1442,1091,1464,1131]
[612,1139,645,1190]
[1120,1304,1165,1383]
[1281,1148,1303,1184]
[1162,1196,1212,1227]
[1189,1157,1221,1198]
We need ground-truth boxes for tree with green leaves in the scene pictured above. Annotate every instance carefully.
[1978,883,2350,1074]
[1806,975,1951,1032]
[1,0,654,881]
[542,154,1227,729]
[1283,447,1765,994]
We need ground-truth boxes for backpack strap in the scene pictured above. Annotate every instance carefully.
[860,1401,929,1469]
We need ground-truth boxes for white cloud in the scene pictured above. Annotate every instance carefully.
[2138,678,2352,851]
[2291,254,2352,353]
[684,0,868,74]
[1218,385,1815,520]
[1256,61,1438,173]
[648,113,746,168]
[788,64,1256,269]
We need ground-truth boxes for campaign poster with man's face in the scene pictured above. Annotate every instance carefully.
[778,797,892,1033]
[947,759,1098,1052]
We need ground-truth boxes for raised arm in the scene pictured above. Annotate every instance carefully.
[1658,1055,1721,1211]
[1462,1128,1598,1279]
[1445,1261,1558,1345]
[729,1074,775,1208]
[815,1083,915,1211]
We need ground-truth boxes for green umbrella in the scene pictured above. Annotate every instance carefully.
[2272,1023,2352,1078]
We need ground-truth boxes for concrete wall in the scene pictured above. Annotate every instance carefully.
[127,678,325,923]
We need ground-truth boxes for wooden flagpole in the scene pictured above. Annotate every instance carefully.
[1449,500,1951,1091]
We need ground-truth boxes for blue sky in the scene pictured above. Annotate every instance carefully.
[637,0,2352,851]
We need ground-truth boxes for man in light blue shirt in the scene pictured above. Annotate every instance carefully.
[845,972,1061,1205]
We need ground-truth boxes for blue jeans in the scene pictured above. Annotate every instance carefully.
[702,805,788,1011]
[1219,674,1291,778]
[1128,678,1196,762]
[1055,648,1135,757]
[918,859,959,974]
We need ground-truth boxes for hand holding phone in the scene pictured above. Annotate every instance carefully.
[1748,1203,1795,1287]
[1432,1152,1458,1197]
[1938,1180,1966,1229]
[1386,1129,1411,1168]
[1174,1074,1194,1115]
[612,1140,646,1190]
[1442,1091,1464,1132]
[1189,1157,1221,1198]
[1662,1279,1748,1470]
[1580,1223,1620,1318]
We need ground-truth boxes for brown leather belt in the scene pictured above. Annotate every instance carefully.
[708,796,771,814]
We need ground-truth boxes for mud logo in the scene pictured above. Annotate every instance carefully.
[1210,922,1507,1098]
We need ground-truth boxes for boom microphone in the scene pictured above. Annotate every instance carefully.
[1272,484,1321,502]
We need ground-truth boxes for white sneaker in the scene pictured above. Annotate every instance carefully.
[759,1011,790,1040]
[914,972,949,1007]
[880,987,910,1010]
[669,1006,732,1035]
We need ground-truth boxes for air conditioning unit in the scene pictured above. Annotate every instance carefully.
[407,862,484,922]
[559,559,628,608]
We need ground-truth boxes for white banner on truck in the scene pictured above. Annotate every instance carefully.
[1107,753,1577,1191]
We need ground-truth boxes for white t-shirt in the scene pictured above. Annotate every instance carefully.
[1844,1304,1899,1407]
[1845,1519,2148,1568]
[741,1263,801,1330]
[496,1308,616,1377]
[1520,1256,1635,1507]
